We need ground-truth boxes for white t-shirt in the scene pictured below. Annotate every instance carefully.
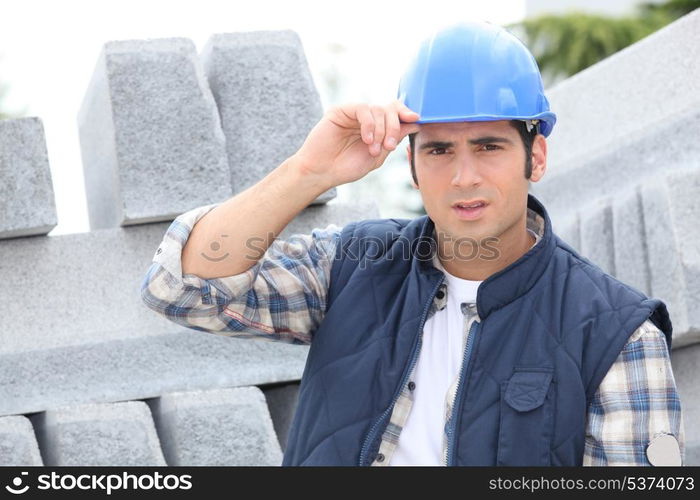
[390,229,540,465]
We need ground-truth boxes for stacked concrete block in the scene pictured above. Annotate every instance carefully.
[551,212,580,251]
[0,416,43,465]
[579,198,615,276]
[664,167,700,332]
[200,30,336,205]
[30,401,166,465]
[550,169,700,350]
[611,188,650,296]
[0,117,57,238]
[533,105,700,229]
[77,38,232,229]
[527,10,700,464]
[639,178,691,340]
[529,11,700,347]
[0,26,388,466]
[149,386,283,465]
[0,199,379,417]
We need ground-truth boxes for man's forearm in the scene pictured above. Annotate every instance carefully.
[181,155,332,279]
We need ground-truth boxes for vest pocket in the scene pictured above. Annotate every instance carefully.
[496,368,555,466]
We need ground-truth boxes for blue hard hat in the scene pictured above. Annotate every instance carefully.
[397,21,556,137]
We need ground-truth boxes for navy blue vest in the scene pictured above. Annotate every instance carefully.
[282,194,672,466]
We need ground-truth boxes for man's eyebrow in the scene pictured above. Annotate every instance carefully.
[418,136,514,150]
[468,136,514,145]
[418,140,454,150]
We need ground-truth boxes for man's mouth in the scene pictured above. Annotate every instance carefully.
[452,200,488,220]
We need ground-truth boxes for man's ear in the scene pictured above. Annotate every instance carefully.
[529,134,547,183]
[407,145,419,189]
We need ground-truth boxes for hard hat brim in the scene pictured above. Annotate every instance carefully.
[409,112,557,137]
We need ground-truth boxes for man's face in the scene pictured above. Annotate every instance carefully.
[408,119,546,246]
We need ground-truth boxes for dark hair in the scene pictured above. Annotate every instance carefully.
[407,120,537,186]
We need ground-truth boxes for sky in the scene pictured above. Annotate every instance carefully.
[0,0,525,235]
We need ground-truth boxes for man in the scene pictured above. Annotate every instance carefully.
[141,21,684,466]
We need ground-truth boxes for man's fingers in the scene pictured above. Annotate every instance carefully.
[334,102,418,157]
[395,99,420,122]
[399,122,421,138]
[383,106,401,151]
[355,105,375,145]
[398,107,420,122]
[369,105,386,157]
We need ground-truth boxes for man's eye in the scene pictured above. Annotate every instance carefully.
[483,144,501,151]
[429,148,447,155]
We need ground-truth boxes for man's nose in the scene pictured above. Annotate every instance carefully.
[451,155,482,187]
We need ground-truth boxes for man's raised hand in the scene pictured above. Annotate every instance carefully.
[292,100,421,189]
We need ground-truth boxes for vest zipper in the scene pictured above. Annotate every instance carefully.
[358,275,445,466]
[444,313,480,466]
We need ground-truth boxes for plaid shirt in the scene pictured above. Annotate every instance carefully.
[141,202,685,466]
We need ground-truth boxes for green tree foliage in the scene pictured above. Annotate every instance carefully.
[510,0,700,83]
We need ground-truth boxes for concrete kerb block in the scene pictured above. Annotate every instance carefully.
[0,117,57,238]
[77,37,232,229]
[640,178,692,346]
[0,415,43,465]
[148,386,283,466]
[554,213,580,252]
[529,106,700,348]
[0,199,378,356]
[0,330,311,418]
[530,105,700,222]
[0,200,379,417]
[261,381,300,453]
[200,30,336,205]
[30,401,166,466]
[579,197,615,276]
[612,187,651,296]
[665,167,700,331]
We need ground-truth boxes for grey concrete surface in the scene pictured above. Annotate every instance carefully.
[0,117,57,238]
[200,30,336,205]
[0,200,379,417]
[77,38,232,229]
[149,386,282,465]
[0,416,43,465]
[30,401,166,465]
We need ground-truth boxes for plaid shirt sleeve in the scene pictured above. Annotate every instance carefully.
[140,202,342,345]
[583,319,685,466]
